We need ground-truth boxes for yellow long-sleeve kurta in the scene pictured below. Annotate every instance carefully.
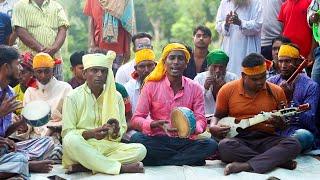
[62,83,146,175]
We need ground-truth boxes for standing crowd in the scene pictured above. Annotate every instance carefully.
[1,0,320,179]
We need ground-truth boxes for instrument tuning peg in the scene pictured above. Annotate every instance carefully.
[279,101,286,109]
[290,101,295,108]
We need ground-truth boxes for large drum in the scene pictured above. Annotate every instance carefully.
[21,100,51,127]
[171,107,196,138]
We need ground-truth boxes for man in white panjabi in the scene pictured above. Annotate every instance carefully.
[216,0,262,76]
[23,53,72,138]
[194,50,238,115]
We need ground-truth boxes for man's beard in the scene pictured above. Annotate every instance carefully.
[7,72,18,83]
[138,75,147,87]
[233,0,250,7]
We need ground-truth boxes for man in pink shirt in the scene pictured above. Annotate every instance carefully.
[130,43,218,166]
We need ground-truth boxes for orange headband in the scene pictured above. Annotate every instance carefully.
[242,63,267,75]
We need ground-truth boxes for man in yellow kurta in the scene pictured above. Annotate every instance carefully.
[62,52,146,175]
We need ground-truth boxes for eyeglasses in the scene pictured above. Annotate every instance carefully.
[136,44,152,49]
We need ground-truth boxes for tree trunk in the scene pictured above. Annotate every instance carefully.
[149,18,161,42]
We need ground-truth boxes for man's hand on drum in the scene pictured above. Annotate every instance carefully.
[150,120,178,136]
[209,124,230,139]
[0,95,22,118]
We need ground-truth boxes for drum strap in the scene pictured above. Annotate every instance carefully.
[266,82,280,110]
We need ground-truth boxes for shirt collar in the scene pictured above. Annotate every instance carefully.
[84,82,106,97]
[37,77,56,91]
[30,0,50,8]
[164,75,185,89]
[238,78,267,96]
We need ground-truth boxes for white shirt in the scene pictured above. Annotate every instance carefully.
[0,0,18,18]
[124,78,141,113]
[261,0,283,47]
[115,60,135,85]
[194,71,238,115]
[23,77,72,136]
[216,0,262,76]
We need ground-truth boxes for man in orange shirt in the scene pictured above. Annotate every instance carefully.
[209,53,301,175]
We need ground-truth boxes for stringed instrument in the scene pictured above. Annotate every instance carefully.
[287,55,309,84]
[217,104,310,138]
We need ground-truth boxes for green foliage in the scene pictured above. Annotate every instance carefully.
[171,16,194,46]
[56,0,88,80]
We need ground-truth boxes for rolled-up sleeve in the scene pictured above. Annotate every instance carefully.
[57,4,70,28]
[12,1,27,29]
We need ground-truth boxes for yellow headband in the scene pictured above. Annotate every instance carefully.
[144,43,190,82]
[32,53,54,69]
[242,63,267,75]
[278,44,300,59]
[135,49,156,64]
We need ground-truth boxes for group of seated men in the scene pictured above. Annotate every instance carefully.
[0,38,319,178]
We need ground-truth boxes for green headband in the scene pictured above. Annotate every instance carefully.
[206,49,229,66]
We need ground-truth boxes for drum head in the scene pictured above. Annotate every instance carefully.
[22,100,50,127]
[171,108,190,138]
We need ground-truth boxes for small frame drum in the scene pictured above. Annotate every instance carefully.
[21,100,51,127]
[171,107,196,138]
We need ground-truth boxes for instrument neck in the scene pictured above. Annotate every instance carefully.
[247,111,281,126]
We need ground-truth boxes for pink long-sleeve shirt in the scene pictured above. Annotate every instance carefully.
[131,76,206,139]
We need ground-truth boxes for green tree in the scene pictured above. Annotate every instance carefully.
[57,0,88,80]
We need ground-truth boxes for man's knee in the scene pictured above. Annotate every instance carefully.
[63,134,84,150]
[218,138,240,152]
[130,132,147,143]
[218,138,242,162]
[280,137,302,156]
[14,152,29,163]
[132,143,147,162]
[198,138,218,155]
[291,129,314,151]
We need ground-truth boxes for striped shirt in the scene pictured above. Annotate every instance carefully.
[12,0,69,58]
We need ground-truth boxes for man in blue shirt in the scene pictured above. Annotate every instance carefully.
[268,43,320,152]
[0,12,12,45]
[0,45,29,179]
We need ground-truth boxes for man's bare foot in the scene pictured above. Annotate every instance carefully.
[279,160,297,170]
[29,160,54,173]
[120,162,144,173]
[224,162,252,175]
[65,164,91,174]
